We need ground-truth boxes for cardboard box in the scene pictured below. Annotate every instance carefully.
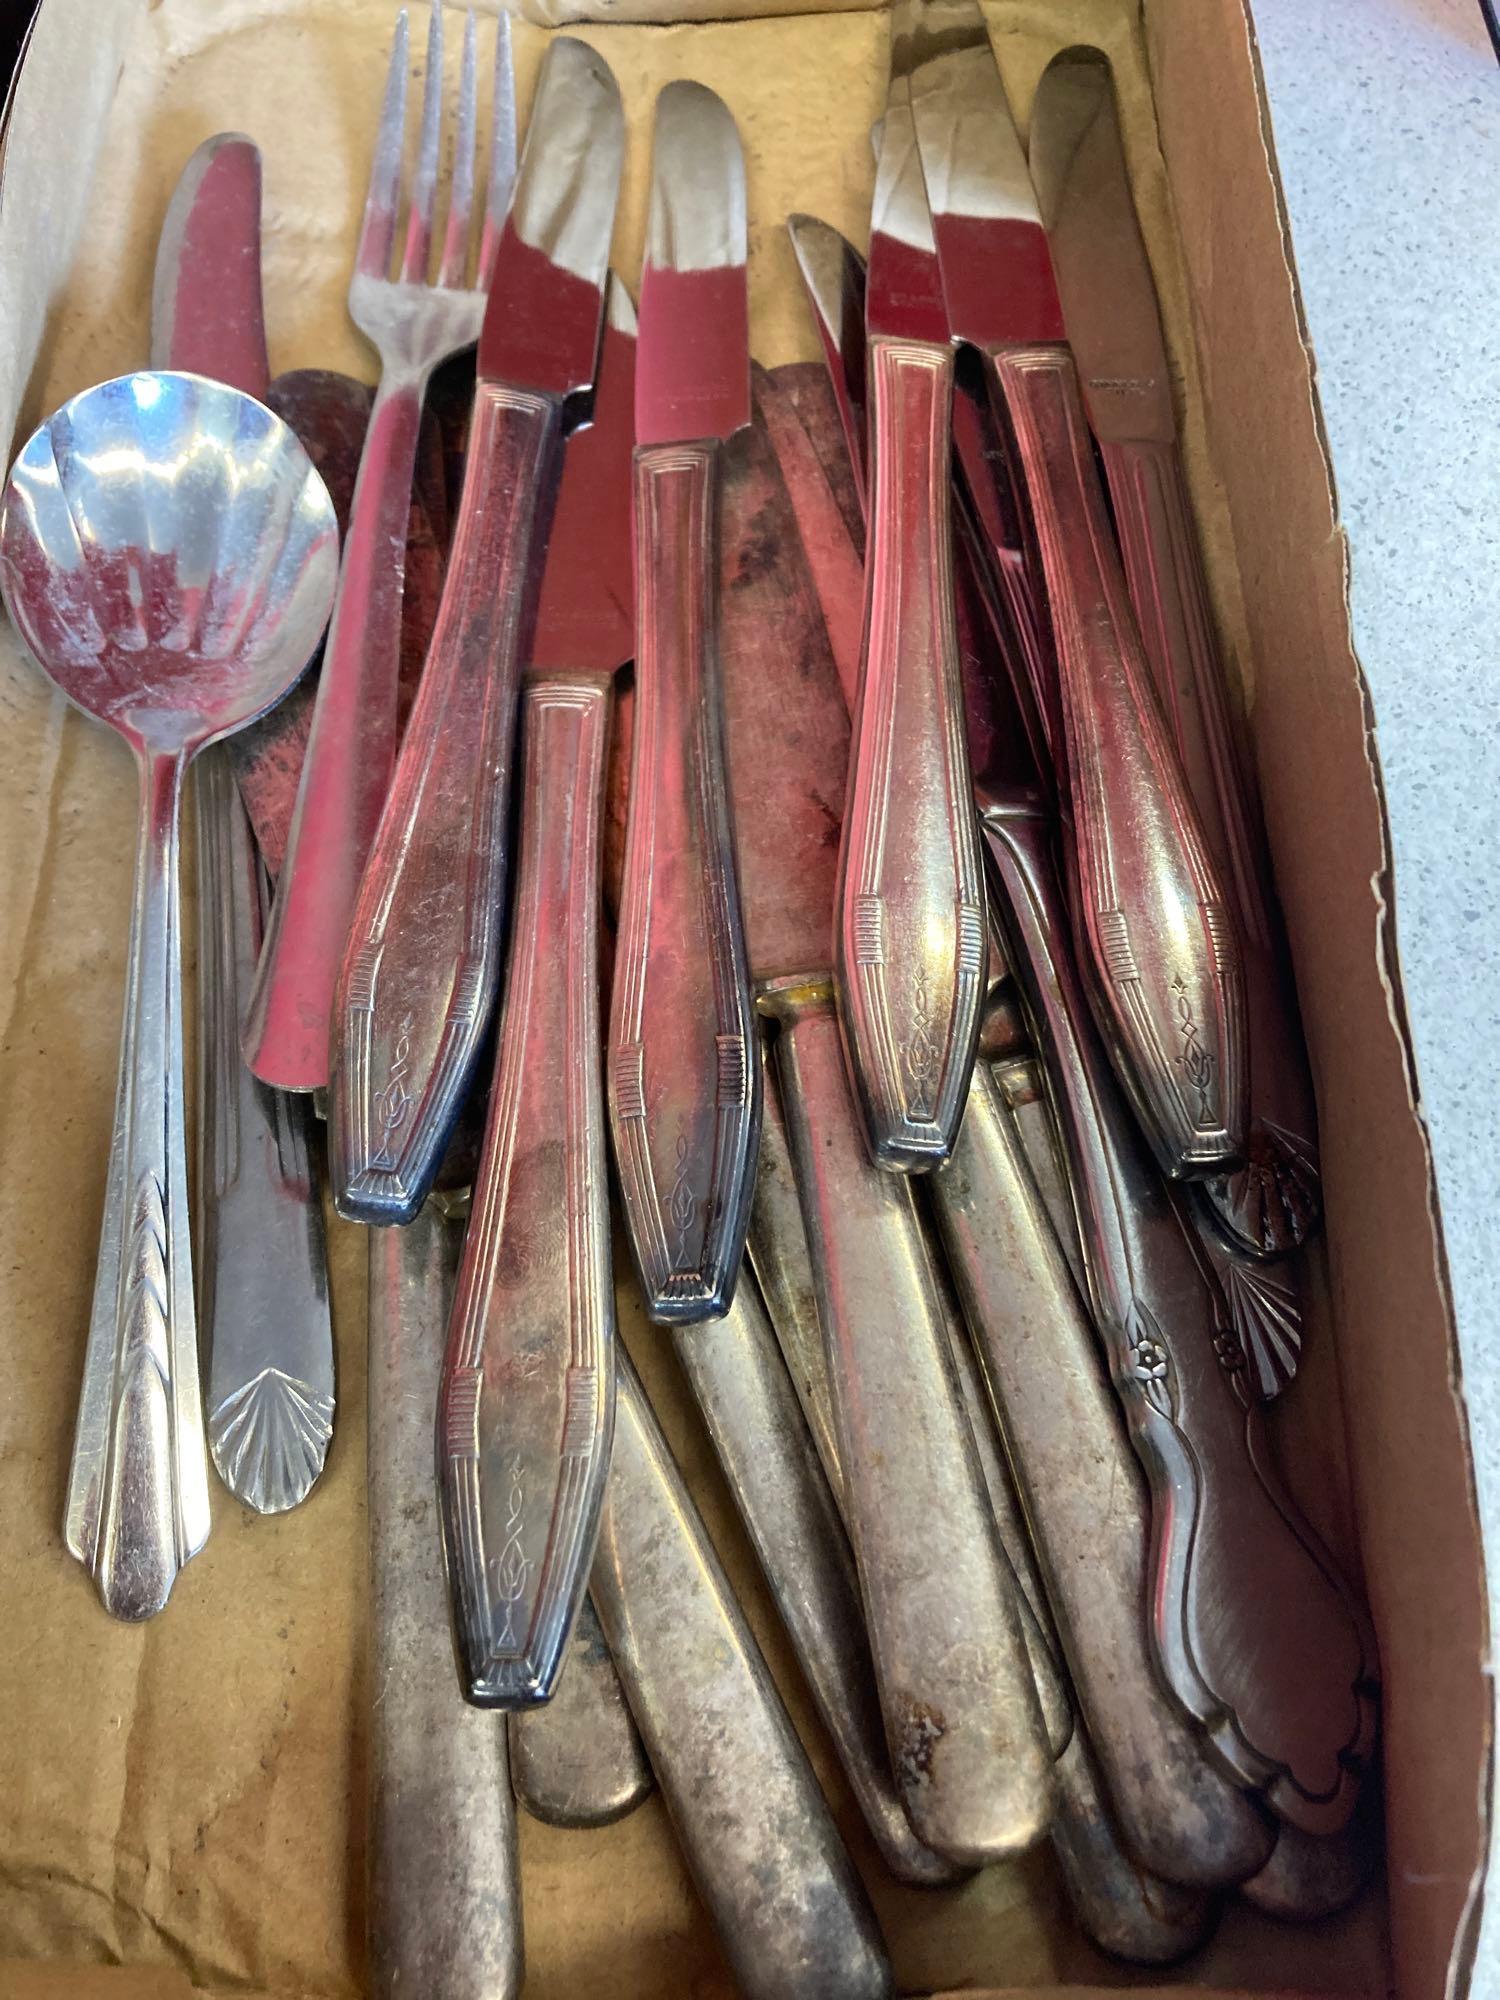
[0,1,1486,1995]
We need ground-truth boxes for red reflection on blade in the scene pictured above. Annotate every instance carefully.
[532,316,635,673]
[636,262,749,447]
[478,221,605,400]
[934,213,1066,349]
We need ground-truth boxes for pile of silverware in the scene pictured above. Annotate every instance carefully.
[0,3,1382,1994]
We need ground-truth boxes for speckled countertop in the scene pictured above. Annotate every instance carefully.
[1250,0,1499,1984]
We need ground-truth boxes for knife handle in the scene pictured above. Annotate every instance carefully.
[987,344,1246,1180]
[438,672,614,1707]
[1100,434,1320,1257]
[507,1594,653,1829]
[835,336,986,1170]
[195,750,333,1516]
[243,374,424,1091]
[669,1273,969,1888]
[983,801,1377,1834]
[66,747,210,1621]
[761,976,1053,1865]
[930,1040,1274,1888]
[368,1202,522,2000]
[593,1345,892,2000]
[328,381,562,1226]
[608,438,761,1323]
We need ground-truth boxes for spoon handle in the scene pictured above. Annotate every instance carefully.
[66,748,211,1620]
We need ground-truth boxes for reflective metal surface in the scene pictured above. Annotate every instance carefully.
[1,368,337,1618]
[331,36,623,1225]
[246,9,518,1093]
[609,82,760,1322]
[153,132,335,1517]
[508,1595,653,1828]
[837,73,984,1170]
[592,1344,893,2000]
[368,1202,523,2000]
[1031,48,1322,1273]
[670,1270,968,1887]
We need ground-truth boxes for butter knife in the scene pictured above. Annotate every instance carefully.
[902,0,1247,1182]
[331,38,624,1225]
[151,133,334,1516]
[436,279,632,1707]
[608,82,761,1323]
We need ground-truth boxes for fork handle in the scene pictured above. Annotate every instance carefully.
[243,373,425,1091]
[608,439,760,1323]
[439,672,614,1706]
[835,335,986,1170]
[329,379,563,1225]
[66,747,210,1620]
[988,344,1246,1179]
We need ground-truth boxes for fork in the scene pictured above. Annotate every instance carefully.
[243,6,516,1092]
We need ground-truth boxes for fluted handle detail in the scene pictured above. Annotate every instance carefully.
[329,380,562,1225]
[608,439,760,1323]
[991,344,1246,1178]
[438,673,615,1707]
[835,337,986,1171]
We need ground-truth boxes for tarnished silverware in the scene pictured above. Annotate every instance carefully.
[368,1200,523,2000]
[765,979,1053,1864]
[834,71,985,1172]
[984,795,1378,1834]
[508,1596,653,1829]
[1030,48,1320,1275]
[1,372,338,1618]
[152,133,335,1516]
[592,1342,893,2000]
[434,279,633,1708]
[901,0,1247,1182]
[1239,1811,1374,1922]
[330,37,623,1225]
[246,8,516,1094]
[1051,1727,1216,1966]
[608,82,761,1322]
[931,1015,1275,1885]
[670,1268,968,1888]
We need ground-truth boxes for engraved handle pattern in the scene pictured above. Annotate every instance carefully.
[990,345,1246,1178]
[762,978,1053,1866]
[66,748,210,1620]
[439,674,615,1706]
[243,376,425,1090]
[835,338,986,1170]
[329,381,562,1226]
[608,440,761,1323]
[930,1042,1273,1888]
[195,751,333,1515]
[983,804,1377,1834]
[1102,436,1320,1257]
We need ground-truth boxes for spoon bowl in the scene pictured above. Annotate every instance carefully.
[0,370,336,1622]
[1,370,337,753]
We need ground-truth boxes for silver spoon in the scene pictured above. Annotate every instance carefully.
[0,370,338,1619]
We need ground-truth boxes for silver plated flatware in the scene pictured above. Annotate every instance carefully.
[1,371,338,1617]
[608,81,761,1322]
[331,35,623,1226]
[507,1595,653,1828]
[152,132,335,1516]
[246,7,517,1094]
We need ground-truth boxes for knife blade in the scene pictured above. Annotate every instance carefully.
[330,36,623,1226]
[768,346,1274,1885]
[900,0,1248,1184]
[151,133,335,1517]
[1029,49,1321,1287]
[435,278,631,1707]
[834,73,986,1171]
[607,81,761,1324]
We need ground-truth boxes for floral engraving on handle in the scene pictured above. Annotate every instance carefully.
[667,1118,698,1263]
[1172,976,1215,1124]
[370,1011,416,1169]
[1124,1302,1175,1421]
[905,962,938,1120]
[492,1450,529,1654]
